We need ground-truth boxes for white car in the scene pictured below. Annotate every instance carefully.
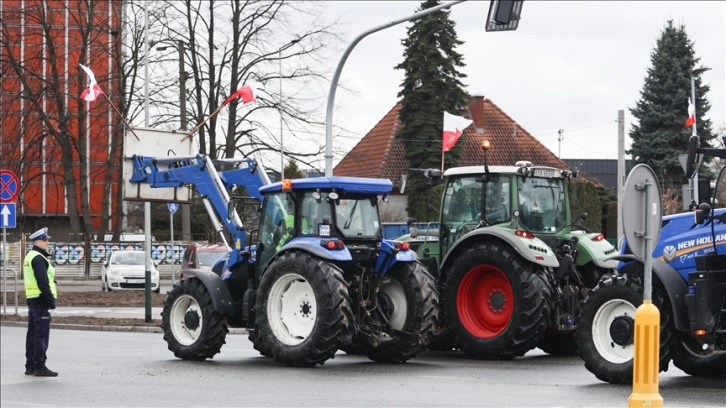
[101,250,160,293]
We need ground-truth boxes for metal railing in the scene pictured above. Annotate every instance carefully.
[2,267,19,315]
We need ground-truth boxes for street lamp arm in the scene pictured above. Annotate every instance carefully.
[323,0,468,176]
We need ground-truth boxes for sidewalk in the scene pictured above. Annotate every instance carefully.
[0,281,248,334]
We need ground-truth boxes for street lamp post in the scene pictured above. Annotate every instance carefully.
[279,38,300,179]
[156,40,188,131]
[690,67,711,204]
[156,40,191,243]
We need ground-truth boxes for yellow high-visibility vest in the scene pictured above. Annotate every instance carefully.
[23,250,57,299]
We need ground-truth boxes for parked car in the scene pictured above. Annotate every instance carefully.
[101,250,160,293]
[181,243,228,273]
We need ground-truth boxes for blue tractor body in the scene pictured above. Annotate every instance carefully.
[620,208,726,281]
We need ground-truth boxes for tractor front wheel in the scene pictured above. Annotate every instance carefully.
[161,278,228,360]
[574,271,673,384]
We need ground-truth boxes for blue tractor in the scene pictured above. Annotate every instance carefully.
[129,155,438,367]
[575,136,726,383]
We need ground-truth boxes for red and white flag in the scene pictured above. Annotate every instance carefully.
[684,97,695,127]
[442,111,473,152]
[79,64,104,102]
[223,83,256,106]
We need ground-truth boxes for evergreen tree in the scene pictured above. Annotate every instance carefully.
[395,0,469,221]
[628,20,716,189]
[284,159,304,179]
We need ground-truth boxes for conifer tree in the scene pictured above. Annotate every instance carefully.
[395,0,469,220]
[628,20,716,189]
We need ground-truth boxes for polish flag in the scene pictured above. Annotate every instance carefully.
[442,112,473,152]
[685,97,695,127]
[79,64,104,102]
[223,84,256,106]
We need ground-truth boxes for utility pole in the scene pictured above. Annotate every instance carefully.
[178,40,192,242]
[557,129,564,158]
[617,110,625,247]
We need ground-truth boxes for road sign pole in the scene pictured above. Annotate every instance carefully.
[628,174,662,408]
[170,211,175,284]
[2,227,6,315]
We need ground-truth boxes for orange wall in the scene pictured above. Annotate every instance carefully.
[0,0,122,230]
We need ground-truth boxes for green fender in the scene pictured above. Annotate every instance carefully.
[440,226,560,272]
[568,231,619,269]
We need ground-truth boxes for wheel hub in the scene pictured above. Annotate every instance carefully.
[184,309,201,331]
[300,300,312,317]
[609,315,634,346]
[488,290,506,313]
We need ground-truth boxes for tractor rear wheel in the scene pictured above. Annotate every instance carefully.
[252,251,352,367]
[672,336,726,377]
[161,278,228,360]
[442,241,548,359]
[358,262,439,363]
[574,271,674,384]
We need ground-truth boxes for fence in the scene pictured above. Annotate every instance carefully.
[1,241,189,280]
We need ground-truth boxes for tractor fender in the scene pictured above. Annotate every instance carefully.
[374,239,417,276]
[570,231,619,269]
[277,236,352,262]
[440,227,559,272]
[613,255,690,332]
[179,268,236,316]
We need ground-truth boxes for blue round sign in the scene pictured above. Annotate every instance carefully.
[167,203,179,214]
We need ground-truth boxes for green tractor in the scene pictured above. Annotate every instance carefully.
[408,156,618,359]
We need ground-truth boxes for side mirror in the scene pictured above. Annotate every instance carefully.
[685,135,700,179]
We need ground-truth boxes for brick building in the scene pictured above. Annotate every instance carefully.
[0,0,123,240]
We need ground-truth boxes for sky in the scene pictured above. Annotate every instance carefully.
[313,1,725,169]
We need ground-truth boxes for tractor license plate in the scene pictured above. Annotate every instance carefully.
[126,279,144,284]
[533,169,555,178]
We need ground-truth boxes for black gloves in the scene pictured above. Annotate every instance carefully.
[42,293,56,310]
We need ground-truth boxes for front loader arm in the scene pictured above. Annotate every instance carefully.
[129,154,269,268]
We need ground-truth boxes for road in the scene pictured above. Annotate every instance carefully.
[1,326,723,407]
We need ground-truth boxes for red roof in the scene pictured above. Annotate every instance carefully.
[334,96,577,183]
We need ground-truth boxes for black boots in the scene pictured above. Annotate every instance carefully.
[33,366,58,377]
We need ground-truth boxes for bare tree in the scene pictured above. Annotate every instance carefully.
[127,0,340,169]
[1,1,120,245]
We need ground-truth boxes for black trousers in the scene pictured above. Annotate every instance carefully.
[25,304,51,369]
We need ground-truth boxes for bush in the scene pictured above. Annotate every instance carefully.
[568,181,602,232]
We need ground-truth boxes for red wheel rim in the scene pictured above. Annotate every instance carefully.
[456,264,514,338]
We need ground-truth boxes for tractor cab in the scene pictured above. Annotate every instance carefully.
[439,161,575,257]
[255,177,391,269]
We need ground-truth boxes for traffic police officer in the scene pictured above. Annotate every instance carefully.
[23,227,58,377]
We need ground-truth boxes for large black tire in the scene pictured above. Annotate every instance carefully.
[357,261,439,363]
[574,272,674,384]
[442,241,548,360]
[537,263,609,357]
[161,278,228,360]
[252,251,352,367]
[672,336,726,377]
[537,332,578,356]
[427,326,456,351]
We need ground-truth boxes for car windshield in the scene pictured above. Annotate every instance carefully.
[112,251,145,265]
[198,251,225,267]
[517,176,567,233]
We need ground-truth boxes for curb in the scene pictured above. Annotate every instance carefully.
[0,320,248,335]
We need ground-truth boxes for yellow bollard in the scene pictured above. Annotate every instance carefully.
[628,299,663,407]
